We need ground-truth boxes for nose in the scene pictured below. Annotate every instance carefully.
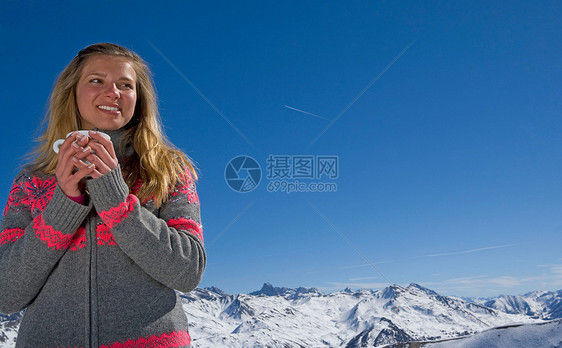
[104,83,120,99]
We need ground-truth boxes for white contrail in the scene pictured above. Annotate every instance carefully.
[284,105,331,120]
[425,243,521,258]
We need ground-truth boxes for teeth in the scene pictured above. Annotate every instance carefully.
[98,105,119,111]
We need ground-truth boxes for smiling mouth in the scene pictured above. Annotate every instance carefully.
[97,105,120,111]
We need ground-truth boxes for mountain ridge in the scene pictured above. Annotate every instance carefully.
[179,282,561,347]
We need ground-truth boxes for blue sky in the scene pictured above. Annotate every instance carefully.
[1,1,561,297]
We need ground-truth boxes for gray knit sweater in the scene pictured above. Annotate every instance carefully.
[0,131,206,347]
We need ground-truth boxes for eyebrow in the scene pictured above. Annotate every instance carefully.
[85,72,135,82]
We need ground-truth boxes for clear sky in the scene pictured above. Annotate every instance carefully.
[1,1,561,298]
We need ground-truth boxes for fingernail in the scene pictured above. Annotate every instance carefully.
[90,130,97,135]
[88,163,95,169]
[82,146,90,153]
[72,142,80,149]
[72,157,79,162]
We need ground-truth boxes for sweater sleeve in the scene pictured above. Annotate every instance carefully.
[0,171,92,314]
[86,166,206,293]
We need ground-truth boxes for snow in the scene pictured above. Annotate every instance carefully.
[0,317,19,347]
[182,283,542,347]
[423,319,562,348]
[472,289,562,320]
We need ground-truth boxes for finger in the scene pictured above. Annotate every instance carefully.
[71,163,96,182]
[73,150,113,179]
[61,168,95,197]
[57,144,79,179]
[56,161,94,197]
[84,153,112,175]
[60,132,90,155]
[65,148,89,171]
[71,154,91,171]
[56,133,80,169]
[89,167,104,179]
[57,132,79,154]
[58,133,88,164]
[87,138,119,173]
[89,131,117,158]
[56,134,96,196]
[71,145,93,162]
[87,141,114,166]
[74,133,91,148]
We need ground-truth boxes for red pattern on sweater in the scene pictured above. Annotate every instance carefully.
[3,175,57,216]
[96,223,116,246]
[167,217,203,242]
[100,330,191,348]
[2,184,23,216]
[130,179,153,204]
[69,227,86,250]
[129,170,198,205]
[98,195,138,229]
[33,215,73,250]
[131,179,142,195]
[169,171,199,205]
[0,228,25,245]
[22,176,57,213]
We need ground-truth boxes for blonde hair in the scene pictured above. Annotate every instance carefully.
[29,43,197,207]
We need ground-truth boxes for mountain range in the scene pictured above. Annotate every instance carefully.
[180,283,562,347]
[1,283,561,347]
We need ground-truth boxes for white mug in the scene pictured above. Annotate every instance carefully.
[52,130,111,154]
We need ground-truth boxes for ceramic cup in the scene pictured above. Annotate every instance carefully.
[52,130,111,154]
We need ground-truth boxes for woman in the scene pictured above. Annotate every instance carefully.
[0,43,205,347]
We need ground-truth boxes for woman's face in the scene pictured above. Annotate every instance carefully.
[76,55,137,130]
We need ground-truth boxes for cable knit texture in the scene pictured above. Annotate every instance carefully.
[0,129,205,348]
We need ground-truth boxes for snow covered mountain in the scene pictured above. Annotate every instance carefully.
[180,283,542,347]
[249,282,324,299]
[470,289,562,320]
[1,283,560,347]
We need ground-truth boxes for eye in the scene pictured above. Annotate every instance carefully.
[89,78,102,84]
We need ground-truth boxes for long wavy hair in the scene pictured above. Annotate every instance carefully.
[29,43,197,207]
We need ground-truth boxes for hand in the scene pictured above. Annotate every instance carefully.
[55,132,96,197]
[77,130,119,179]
